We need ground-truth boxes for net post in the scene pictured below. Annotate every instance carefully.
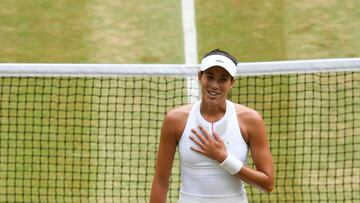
[187,77,199,103]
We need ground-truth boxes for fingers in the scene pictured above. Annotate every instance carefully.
[190,144,206,155]
[189,126,227,162]
[212,131,223,143]
[189,134,205,149]
[189,132,208,156]
[191,126,223,142]
[191,127,208,144]
[190,125,222,148]
[198,125,211,139]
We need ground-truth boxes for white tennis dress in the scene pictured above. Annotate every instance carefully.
[178,100,249,203]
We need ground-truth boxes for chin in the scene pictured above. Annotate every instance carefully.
[203,96,225,105]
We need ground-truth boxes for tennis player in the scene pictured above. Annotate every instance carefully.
[150,49,274,203]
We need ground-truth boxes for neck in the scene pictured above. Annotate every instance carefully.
[200,100,227,123]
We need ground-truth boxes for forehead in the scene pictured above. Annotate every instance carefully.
[203,66,231,77]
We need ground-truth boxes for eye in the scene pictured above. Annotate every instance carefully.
[220,77,228,82]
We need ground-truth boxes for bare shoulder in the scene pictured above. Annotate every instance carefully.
[165,104,192,122]
[233,103,265,142]
[163,104,193,141]
[233,103,263,122]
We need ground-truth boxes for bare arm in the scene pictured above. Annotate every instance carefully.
[236,111,274,192]
[150,109,186,203]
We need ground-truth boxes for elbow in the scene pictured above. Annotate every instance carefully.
[263,170,275,193]
[252,176,274,193]
[263,179,275,193]
[264,182,274,193]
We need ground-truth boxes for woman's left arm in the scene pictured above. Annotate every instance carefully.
[235,110,275,192]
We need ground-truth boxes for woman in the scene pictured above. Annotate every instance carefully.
[150,49,274,203]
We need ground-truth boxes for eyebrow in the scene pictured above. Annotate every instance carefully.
[205,71,230,78]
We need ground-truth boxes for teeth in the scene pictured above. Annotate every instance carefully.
[208,91,219,96]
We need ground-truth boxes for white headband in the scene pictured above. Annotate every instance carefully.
[200,54,237,77]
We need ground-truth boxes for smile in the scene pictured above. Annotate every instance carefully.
[208,91,220,96]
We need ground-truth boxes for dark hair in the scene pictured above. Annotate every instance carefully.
[202,48,238,65]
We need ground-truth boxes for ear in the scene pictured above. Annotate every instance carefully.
[230,77,235,88]
[198,71,203,80]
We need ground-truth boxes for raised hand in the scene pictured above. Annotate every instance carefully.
[189,125,227,163]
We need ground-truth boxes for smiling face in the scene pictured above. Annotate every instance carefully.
[198,66,235,106]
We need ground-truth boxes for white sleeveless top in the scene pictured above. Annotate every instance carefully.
[178,100,249,202]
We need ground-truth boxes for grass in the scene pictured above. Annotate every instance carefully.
[86,0,184,63]
[196,0,287,62]
[284,0,360,59]
[1,0,360,202]
[0,0,184,63]
[0,0,91,63]
[196,0,360,61]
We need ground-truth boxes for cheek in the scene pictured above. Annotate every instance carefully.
[223,84,233,93]
[199,80,207,89]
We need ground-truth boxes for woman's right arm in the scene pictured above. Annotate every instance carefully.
[150,111,179,203]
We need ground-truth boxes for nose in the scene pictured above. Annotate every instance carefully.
[209,79,220,90]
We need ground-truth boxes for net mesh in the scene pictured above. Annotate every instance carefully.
[0,66,359,202]
[233,72,360,202]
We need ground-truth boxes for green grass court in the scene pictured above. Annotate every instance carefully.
[1,0,360,202]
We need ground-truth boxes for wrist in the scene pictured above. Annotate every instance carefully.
[217,152,228,163]
[219,153,243,175]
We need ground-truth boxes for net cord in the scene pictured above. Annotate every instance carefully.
[1,58,360,77]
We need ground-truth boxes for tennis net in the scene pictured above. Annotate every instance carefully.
[0,59,359,202]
